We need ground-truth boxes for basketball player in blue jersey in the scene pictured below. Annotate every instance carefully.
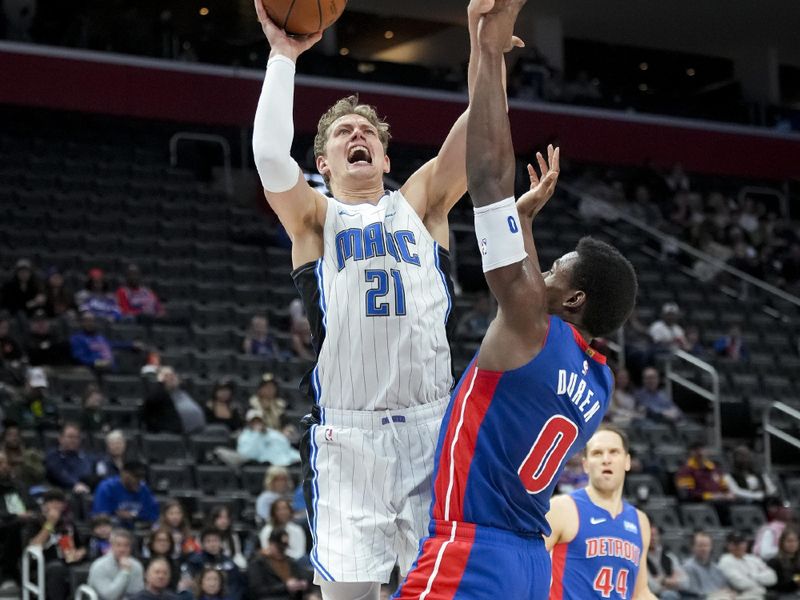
[546,426,657,600]
[251,2,508,598]
[394,1,638,598]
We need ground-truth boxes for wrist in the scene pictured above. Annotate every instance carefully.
[268,48,298,63]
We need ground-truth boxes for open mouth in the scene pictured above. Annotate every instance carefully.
[602,469,614,475]
[348,145,372,165]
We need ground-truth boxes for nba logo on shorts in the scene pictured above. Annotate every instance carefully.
[325,427,334,442]
[481,238,488,255]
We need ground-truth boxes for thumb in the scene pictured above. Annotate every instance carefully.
[512,36,525,48]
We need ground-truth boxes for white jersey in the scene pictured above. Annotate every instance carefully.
[292,189,454,412]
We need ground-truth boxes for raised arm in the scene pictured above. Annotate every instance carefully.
[252,1,326,265]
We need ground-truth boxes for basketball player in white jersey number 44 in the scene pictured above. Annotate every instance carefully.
[251,2,512,598]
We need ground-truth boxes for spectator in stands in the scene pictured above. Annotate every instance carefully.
[116,265,165,321]
[25,308,71,366]
[81,384,111,437]
[195,567,229,600]
[94,430,129,482]
[45,422,93,495]
[143,529,182,590]
[76,268,122,322]
[206,506,247,570]
[724,446,779,505]
[1,258,45,317]
[675,441,734,503]
[714,326,749,362]
[248,373,287,432]
[754,498,795,561]
[24,489,87,600]
[70,311,116,372]
[455,294,492,340]
[290,317,314,361]
[43,267,76,319]
[682,530,737,599]
[247,528,309,600]
[685,325,707,358]
[646,524,689,599]
[204,380,243,432]
[258,499,306,561]
[664,163,691,193]
[183,529,242,600]
[5,367,60,430]
[131,558,191,600]
[767,526,800,597]
[142,366,205,435]
[718,531,777,599]
[0,311,25,384]
[256,466,294,522]
[88,515,113,560]
[87,528,145,600]
[606,367,643,427]
[242,315,282,359]
[92,460,159,529]
[156,501,200,558]
[0,450,37,587]
[1,419,45,487]
[634,367,685,424]
[648,302,690,353]
[237,409,300,467]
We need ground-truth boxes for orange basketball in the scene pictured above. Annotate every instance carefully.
[261,0,347,35]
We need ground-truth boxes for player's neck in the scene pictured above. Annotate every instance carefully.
[330,180,385,204]
[585,484,624,518]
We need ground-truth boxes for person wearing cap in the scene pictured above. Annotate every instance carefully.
[248,373,287,431]
[1,258,45,317]
[204,381,243,432]
[25,308,71,366]
[116,264,165,321]
[5,367,60,430]
[25,488,87,600]
[236,409,300,466]
[648,302,690,353]
[91,460,160,529]
[75,268,122,322]
[718,531,777,599]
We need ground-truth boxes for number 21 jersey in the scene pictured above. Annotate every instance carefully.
[430,316,612,535]
[292,190,454,412]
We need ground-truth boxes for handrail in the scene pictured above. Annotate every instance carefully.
[559,182,800,311]
[22,545,45,600]
[75,585,99,600]
[664,348,721,452]
[763,401,800,476]
[169,132,233,197]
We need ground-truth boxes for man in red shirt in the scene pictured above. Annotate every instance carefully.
[116,265,164,320]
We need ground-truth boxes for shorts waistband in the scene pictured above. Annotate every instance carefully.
[430,520,545,550]
[316,397,449,429]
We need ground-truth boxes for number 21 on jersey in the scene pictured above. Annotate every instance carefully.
[518,415,578,494]
[365,269,406,317]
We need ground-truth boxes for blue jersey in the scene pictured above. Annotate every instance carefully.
[551,489,644,600]
[430,316,612,535]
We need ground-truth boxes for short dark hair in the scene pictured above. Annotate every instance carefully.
[582,424,630,456]
[570,237,637,338]
[42,489,66,503]
[60,421,82,435]
[200,527,222,542]
[122,460,147,477]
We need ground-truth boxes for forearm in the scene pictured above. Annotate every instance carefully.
[467,49,515,207]
[252,56,301,193]
[93,570,131,600]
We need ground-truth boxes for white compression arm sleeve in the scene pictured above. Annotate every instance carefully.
[252,54,302,193]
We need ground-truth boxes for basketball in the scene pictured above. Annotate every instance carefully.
[260,0,347,35]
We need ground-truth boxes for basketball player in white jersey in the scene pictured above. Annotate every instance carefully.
[251,2,507,598]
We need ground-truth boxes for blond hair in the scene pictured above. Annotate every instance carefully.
[313,95,391,183]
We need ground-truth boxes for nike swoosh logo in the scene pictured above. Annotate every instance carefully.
[590,517,607,525]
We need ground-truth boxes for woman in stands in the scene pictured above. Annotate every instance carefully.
[195,567,230,600]
[258,498,307,562]
[206,505,248,569]
[203,381,243,433]
[767,526,800,596]
[156,500,201,558]
[144,528,182,590]
[247,373,287,431]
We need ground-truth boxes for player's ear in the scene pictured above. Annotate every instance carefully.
[582,455,589,474]
[383,154,391,174]
[563,290,586,312]
[624,453,631,473]
[316,154,330,178]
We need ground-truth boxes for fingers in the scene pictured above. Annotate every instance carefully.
[536,151,548,177]
[552,146,560,173]
[512,35,525,48]
[527,163,540,188]
[254,0,268,22]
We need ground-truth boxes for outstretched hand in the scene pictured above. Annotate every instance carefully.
[516,144,560,220]
[254,0,322,61]
[474,0,528,53]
